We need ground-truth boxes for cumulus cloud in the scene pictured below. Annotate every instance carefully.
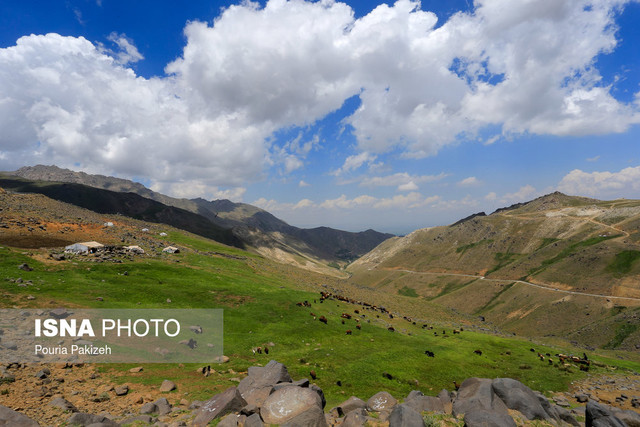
[1,0,639,199]
[557,166,640,197]
[360,172,447,188]
[500,185,540,204]
[458,176,480,186]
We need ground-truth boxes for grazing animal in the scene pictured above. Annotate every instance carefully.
[264,346,269,355]
[530,348,536,353]
[346,330,352,335]
[383,372,393,380]
[310,312,315,317]
[310,370,317,380]
[356,324,361,330]
[548,358,553,365]
[388,327,395,332]
[336,380,342,386]
[319,316,328,324]
[453,381,460,391]
[341,313,352,319]
[341,319,345,325]
[473,349,483,356]
[354,309,359,314]
[424,350,435,357]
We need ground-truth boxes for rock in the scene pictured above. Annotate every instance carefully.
[242,386,274,407]
[237,360,292,398]
[492,378,554,421]
[367,391,397,412]
[129,366,143,373]
[35,369,50,379]
[193,386,247,427]
[342,407,368,427]
[241,404,260,416]
[261,386,323,425]
[159,379,176,392]
[0,405,40,426]
[585,401,626,427]
[552,395,571,407]
[281,405,327,427]
[613,409,640,427]
[553,405,580,426]
[438,389,453,414]
[155,397,172,415]
[452,378,509,417]
[66,412,119,426]
[534,392,560,420]
[139,402,158,414]
[464,409,517,427]
[217,413,240,427]
[310,383,326,409]
[405,395,445,414]
[336,396,367,416]
[18,263,33,271]
[120,415,154,425]
[115,385,129,396]
[49,396,78,412]
[576,393,589,403]
[244,413,265,427]
[49,308,70,319]
[388,403,425,427]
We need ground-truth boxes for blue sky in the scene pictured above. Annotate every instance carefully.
[1,0,639,234]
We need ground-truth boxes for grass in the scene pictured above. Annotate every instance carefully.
[398,286,419,298]
[1,233,639,409]
[456,239,493,255]
[603,323,639,349]
[486,252,520,275]
[528,234,621,276]
[606,250,640,277]
[535,238,559,251]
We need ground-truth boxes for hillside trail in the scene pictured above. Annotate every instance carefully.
[383,268,640,303]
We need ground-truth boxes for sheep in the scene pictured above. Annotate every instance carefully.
[388,326,395,332]
[424,350,435,357]
[310,370,317,380]
[473,349,483,356]
[319,316,328,324]
[346,330,352,335]
[356,324,361,330]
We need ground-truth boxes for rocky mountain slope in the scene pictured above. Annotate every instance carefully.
[348,192,640,350]
[5,165,393,272]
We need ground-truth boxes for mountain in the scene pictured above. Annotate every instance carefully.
[7,165,394,272]
[348,192,640,350]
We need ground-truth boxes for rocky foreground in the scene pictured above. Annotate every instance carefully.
[1,360,640,426]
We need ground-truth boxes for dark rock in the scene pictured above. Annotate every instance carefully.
[238,360,292,398]
[261,386,323,425]
[342,408,368,427]
[553,405,580,426]
[612,408,640,427]
[0,405,40,426]
[241,404,259,416]
[388,403,426,427]
[336,396,367,416]
[463,409,516,427]
[35,369,50,379]
[585,401,626,427]
[49,397,78,412]
[310,383,326,409]
[154,397,172,415]
[66,412,118,426]
[281,405,327,427]
[114,385,129,396]
[244,412,265,427]
[492,378,553,420]
[139,402,158,414]
[367,391,397,412]
[534,392,560,420]
[576,394,589,403]
[18,263,33,271]
[49,308,70,319]
[452,378,509,417]
[193,386,247,427]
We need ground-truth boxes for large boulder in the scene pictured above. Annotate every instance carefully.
[192,386,247,427]
[438,389,453,414]
[281,405,327,427]
[335,396,367,416]
[491,378,554,421]
[342,408,368,427]
[553,405,580,426]
[452,378,509,417]
[388,403,426,427]
[238,360,292,398]
[405,395,445,413]
[464,409,517,427]
[0,405,40,426]
[613,409,640,427]
[66,412,119,426]
[367,391,398,412]
[260,386,323,425]
[585,401,626,427]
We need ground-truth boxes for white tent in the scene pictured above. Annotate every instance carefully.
[65,241,104,254]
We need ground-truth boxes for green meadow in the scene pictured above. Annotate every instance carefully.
[1,230,639,408]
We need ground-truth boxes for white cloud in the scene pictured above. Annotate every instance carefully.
[557,166,640,198]
[104,32,144,65]
[298,180,310,187]
[500,185,539,204]
[398,181,418,192]
[360,172,447,188]
[586,155,601,162]
[458,176,480,186]
[1,0,639,199]
[485,192,497,201]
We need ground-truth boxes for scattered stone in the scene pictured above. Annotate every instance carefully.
[388,403,425,427]
[67,412,119,426]
[115,385,129,396]
[342,407,368,427]
[140,402,158,414]
[244,412,265,427]
[366,391,397,412]
[155,397,172,415]
[49,396,78,412]
[335,396,367,416]
[576,393,589,403]
[464,409,517,427]
[0,404,40,426]
[159,379,176,392]
[261,386,323,425]
[18,263,33,271]
[35,369,50,379]
[129,366,143,373]
[552,395,571,407]
[586,401,626,427]
[452,378,509,417]
[193,386,247,427]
